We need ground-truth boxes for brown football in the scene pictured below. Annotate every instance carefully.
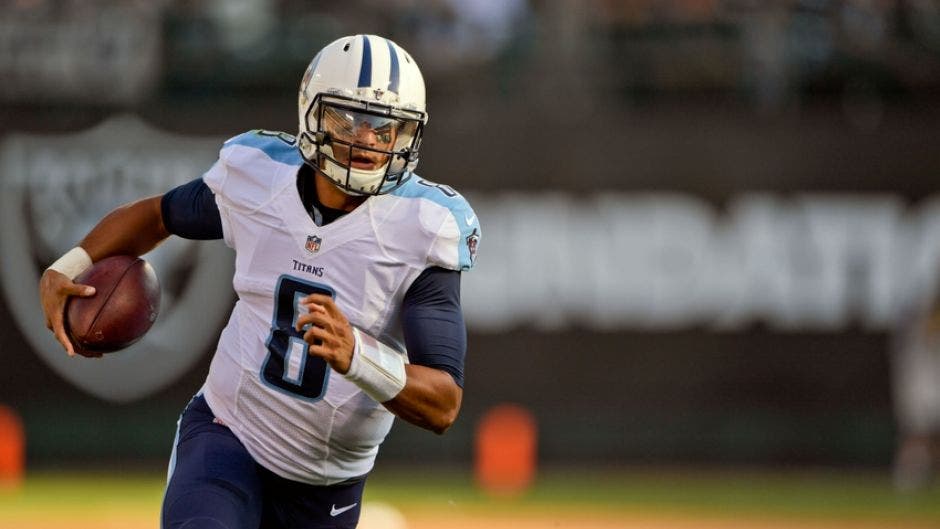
[65,255,161,353]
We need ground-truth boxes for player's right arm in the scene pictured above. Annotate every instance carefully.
[39,195,169,356]
[40,177,223,356]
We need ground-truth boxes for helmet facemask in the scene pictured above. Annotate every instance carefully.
[299,93,426,196]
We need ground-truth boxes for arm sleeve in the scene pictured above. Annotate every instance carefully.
[427,202,481,272]
[401,266,467,387]
[160,177,224,240]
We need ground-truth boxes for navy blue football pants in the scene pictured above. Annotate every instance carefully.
[162,395,366,529]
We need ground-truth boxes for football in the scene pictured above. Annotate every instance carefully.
[65,255,161,354]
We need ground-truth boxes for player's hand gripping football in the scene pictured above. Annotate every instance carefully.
[295,294,355,374]
[38,269,98,358]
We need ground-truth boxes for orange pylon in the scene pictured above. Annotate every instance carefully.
[474,404,537,497]
[0,404,24,490]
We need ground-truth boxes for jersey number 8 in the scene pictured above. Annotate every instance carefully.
[261,275,335,401]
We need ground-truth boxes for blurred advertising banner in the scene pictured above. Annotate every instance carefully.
[464,193,940,332]
[0,116,907,465]
[0,115,234,402]
[2,115,937,403]
[0,116,940,401]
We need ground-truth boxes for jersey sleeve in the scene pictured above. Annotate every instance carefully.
[203,132,294,210]
[198,157,235,247]
[427,196,481,272]
[201,130,302,248]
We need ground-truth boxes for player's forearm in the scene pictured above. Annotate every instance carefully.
[383,364,462,435]
[78,195,171,261]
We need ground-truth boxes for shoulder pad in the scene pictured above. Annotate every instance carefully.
[223,130,300,166]
[392,176,480,271]
[204,130,301,212]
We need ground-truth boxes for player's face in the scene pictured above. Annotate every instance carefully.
[321,107,401,170]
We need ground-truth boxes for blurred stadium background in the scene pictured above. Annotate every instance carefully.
[3,0,940,527]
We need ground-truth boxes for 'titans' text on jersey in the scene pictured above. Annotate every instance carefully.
[200,130,480,485]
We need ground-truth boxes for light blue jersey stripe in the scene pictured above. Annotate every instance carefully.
[392,176,480,270]
[161,393,198,529]
[224,131,302,166]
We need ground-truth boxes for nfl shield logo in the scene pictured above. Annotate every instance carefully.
[305,235,322,253]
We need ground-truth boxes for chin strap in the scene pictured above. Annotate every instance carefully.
[344,327,408,403]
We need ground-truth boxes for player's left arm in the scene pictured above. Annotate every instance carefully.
[382,266,465,434]
[297,267,466,434]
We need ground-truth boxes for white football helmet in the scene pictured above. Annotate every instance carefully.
[297,35,428,195]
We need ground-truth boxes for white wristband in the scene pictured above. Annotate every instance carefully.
[345,327,408,403]
[47,247,92,280]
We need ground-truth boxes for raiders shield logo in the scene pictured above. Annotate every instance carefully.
[0,115,235,402]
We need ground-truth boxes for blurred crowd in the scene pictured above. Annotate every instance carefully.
[2,0,940,111]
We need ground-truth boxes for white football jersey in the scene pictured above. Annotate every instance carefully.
[199,130,480,486]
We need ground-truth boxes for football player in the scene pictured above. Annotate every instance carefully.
[38,34,480,529]
[891,286,940,492]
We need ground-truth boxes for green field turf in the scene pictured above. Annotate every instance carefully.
[366,467,940,522]
[0,467,938,528]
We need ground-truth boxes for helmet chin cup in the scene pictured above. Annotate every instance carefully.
[318,144,391,195]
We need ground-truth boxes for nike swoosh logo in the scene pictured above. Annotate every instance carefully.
[330,503,358,517]
[465,213,476,226]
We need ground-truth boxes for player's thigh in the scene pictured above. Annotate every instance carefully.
[163,395,264,529]
[260,469,366,529]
